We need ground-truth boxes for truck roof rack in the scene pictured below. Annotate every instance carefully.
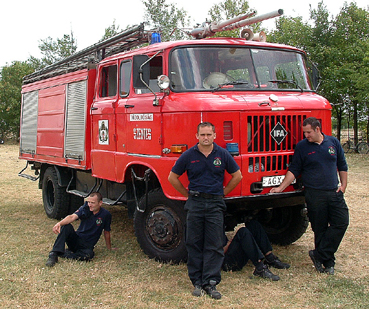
[23,23,148,84]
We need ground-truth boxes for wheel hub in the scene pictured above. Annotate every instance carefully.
[146,207,180,249]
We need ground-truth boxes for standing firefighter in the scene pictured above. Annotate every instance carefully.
[271,117,349,275]
[168,122,242,299]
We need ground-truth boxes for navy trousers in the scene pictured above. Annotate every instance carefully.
[185,195,225,287]
[305,188,349,268]
[51,224,94,261]
[223,220,272,271]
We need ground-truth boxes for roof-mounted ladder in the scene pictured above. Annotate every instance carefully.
[23,23,148,84]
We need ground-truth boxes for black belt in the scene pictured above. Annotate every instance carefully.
[189,190,223,199]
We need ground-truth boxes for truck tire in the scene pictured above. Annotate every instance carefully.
[134,188,187,263]
[69,194,84,213]
[42,167,69,219]
[259,204,308,246]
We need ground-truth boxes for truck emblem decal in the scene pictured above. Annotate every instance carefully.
[133,128,152,140]
[270,122,288,145]
[98,120,109,145]
[130,114,154,121]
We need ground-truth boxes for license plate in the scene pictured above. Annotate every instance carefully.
[262,175,290,187]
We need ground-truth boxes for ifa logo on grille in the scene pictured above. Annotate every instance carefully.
[270,122,287,145]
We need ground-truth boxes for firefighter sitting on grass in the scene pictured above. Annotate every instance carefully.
[46,192,112,267]
[223,219,290,281]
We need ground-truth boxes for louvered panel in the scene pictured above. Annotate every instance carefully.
[64,80,87,160]
[247,114,305,153]
[20,90,39,154]
[246,114,307,173]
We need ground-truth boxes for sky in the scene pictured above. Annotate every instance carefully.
[1,0,368,69]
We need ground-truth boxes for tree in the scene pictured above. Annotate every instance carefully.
[100,20,121,41]
[0,31,78,141]
[29,32,78,70]
[270,1,369,142]
[142,0,190,41]
[0,61,34,139]
[323,3,369,143]
[270,16,313,51]
[208,0,254,38]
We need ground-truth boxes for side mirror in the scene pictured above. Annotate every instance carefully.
[133,55,150,89]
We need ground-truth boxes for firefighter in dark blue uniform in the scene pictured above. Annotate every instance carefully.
[45,192,112,267]
[168,122,242,299]
[223,220,290,281]
[271,117,349,275]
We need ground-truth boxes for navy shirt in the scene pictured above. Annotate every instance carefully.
[288,134,348,190]
[74,203,112,248]
[171,143,240,195]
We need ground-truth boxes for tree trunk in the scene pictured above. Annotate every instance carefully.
[353,102,358,145]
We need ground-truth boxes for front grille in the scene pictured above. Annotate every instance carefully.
[248,154,293,173]
[246,114,306,173]
[247,114,305,153]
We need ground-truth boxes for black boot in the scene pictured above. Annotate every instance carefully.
[253,264,280,281]
[264,253,290,269]
[45,252,58,267]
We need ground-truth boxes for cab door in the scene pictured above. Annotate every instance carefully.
[91,61,118,181]
[124,55,163,157]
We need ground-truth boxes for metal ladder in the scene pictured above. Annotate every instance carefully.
[23,23,148,84]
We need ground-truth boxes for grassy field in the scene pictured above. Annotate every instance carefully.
[1,144,368,309]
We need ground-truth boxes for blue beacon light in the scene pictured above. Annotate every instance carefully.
[150,32,161,44]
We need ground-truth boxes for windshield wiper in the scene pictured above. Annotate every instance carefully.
[268,80,303,92]
[212,80,249,92]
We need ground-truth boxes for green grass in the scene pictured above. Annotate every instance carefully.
[1,144,369,308]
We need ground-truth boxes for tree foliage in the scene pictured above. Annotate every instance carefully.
[28,32,77,70]
[270,1,369,142]
[100,20,121,41]
[142,0,190,41]
[208,0,254,38]
[0,32,77,139]
[0,61,34,139]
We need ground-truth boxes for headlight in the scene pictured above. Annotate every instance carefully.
[158,75,170,90]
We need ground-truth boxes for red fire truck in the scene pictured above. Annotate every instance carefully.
[19,10,331,263]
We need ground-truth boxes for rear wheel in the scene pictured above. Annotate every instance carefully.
[356,142,369,154]
[259,204,309,245]
[42,167,69,219]
[134,188,187,263]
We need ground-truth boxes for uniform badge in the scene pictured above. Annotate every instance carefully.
[328,146,336,155]
[96,218,103,226]
[213,157,222,166]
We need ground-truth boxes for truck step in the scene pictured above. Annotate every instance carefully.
[67,190,89,198]
[102,198,124,206]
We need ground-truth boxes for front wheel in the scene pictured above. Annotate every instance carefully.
[259,204,309,246]
[342,141,351,153]
[134,189,187,263]
[42,167,69,219]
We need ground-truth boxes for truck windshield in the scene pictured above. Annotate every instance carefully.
[169,47,313,92]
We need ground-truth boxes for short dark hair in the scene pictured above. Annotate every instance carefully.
[89,192,102,202]
[303,117,321,130]
[197,122,215,133]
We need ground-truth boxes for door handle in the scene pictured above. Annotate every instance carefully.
[125,104,135,108]
[91,106,98,110]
